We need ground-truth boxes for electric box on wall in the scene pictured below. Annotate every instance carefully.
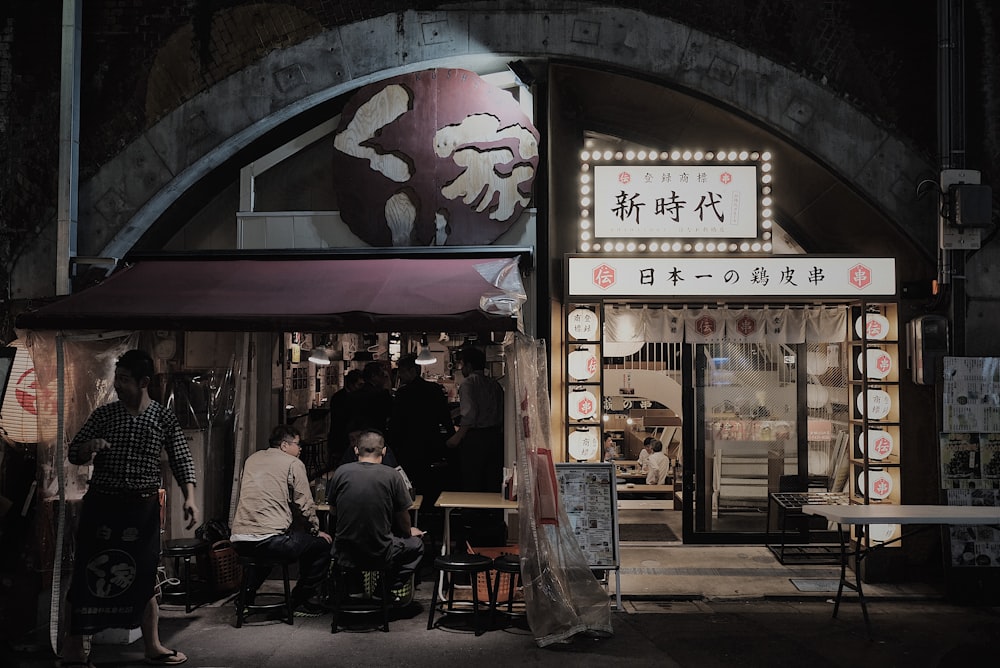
[907,315,949,386]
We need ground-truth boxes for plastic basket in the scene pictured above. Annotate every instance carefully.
[208,540,243,594]
[467,544,520,603]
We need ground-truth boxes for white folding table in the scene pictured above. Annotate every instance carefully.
[802,504,1000,637]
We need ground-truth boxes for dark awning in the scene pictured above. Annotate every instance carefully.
[15,249,530,333]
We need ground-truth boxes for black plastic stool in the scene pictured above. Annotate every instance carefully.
[490,553,525,627]
[235,555,294,627]
[161,538,209,613]
[427,553,493,636]
[329,561,391,633]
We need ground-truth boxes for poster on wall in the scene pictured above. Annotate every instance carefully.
[942,356,1000,432]
[940,433,982,489]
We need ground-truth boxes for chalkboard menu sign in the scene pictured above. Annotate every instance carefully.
[555,462,620,569]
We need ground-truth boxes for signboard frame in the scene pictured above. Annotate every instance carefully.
[555,461,622,608]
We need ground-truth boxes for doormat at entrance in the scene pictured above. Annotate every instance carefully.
[619,523,679,542]
[790,579,840,592]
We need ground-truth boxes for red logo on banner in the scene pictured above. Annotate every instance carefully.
[696,315,718,336]
[618,171,631,184]
[719,172,733,185]
[849,263,872,290]
[593,264,616,290]
[735,315,757,336]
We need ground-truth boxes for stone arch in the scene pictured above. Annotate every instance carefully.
[75,7,933,260]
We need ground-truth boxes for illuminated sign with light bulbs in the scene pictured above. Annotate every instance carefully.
[579,145,773,254]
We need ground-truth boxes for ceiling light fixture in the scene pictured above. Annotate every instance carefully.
[308,346,331,366]
[416,334,437,366]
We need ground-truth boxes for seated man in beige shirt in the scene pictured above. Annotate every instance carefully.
[230,424,332,616]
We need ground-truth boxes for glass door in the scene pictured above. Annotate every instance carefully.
[689,340,800,541]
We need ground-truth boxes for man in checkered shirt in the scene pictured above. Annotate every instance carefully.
[61,349,199,667]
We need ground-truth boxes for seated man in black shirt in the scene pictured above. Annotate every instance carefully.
[327,430,425,594]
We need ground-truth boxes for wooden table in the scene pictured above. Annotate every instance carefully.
[434,491,518,555]
[434,491,518,600]
[317,494,422,533]
[802,504,1000,637]
[616,484,673,495]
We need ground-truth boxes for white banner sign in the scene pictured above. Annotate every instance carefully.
[593,165,758,238]
[567,256,896,298]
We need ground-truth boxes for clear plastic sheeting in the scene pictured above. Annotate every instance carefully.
[475,257,527,319]
[511,334,613,647]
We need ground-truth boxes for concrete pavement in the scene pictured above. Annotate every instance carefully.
[5,543,1000,668]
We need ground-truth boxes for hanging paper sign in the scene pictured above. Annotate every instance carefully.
[568,308,598,340]
[857,389,892,419]
[858,469,894,500]
[568,390,598,420]
[568,348,599,381]
[859,429,894,460]
[855,313,891,340]
[858,348,893,380]
[568,429,600,460]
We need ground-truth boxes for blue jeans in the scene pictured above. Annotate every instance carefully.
[233,531,331,602]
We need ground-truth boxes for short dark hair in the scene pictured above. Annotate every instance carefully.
[461,347,486,370]
[362,361,386,382]
[354,429,385,456]
[268,424,301,447]
[397,353,418,370]
[651,439,664,453]
[344,369,364,388]
[116,349,154,381]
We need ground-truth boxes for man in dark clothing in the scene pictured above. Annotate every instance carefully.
[327,430,424,591]
[446,347,504,493]
[389,353,455,505]
[343,361,392,437]
[327,369,363,468]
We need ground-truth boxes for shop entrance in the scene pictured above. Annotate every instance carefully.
[601,304,852,545]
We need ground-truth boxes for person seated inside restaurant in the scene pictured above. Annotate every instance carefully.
[326,429,425,598]
[637,437,654,472]
[603,433,617,462]
[230,424,332,617]
[645,439,670,485]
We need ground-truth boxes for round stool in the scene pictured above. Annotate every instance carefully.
[329,561,392,633]
[426,553,493,636]
[490,554,525,628]
[235,555,294,627]
[161,538,209,613]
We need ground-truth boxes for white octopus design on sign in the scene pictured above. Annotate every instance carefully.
[331,69,540,247]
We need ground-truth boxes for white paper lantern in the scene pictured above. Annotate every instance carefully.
[567,348,598,381]
[858,469,893,500]
[568,429,600,460]
[0,340,39,443]
[806,384,829,408]
[855,313,890,340]
[858,429,894,460]
[856,389,892,419]
[867,524,897,543]
[568,308,599,340]
[568,390,598,420]
[806,351,829,375]
[857,348,893,380]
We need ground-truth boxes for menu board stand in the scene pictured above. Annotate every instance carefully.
[555,462,622,609]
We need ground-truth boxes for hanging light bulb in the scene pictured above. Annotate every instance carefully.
[416,334,437,365]
[308,345,331,366]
